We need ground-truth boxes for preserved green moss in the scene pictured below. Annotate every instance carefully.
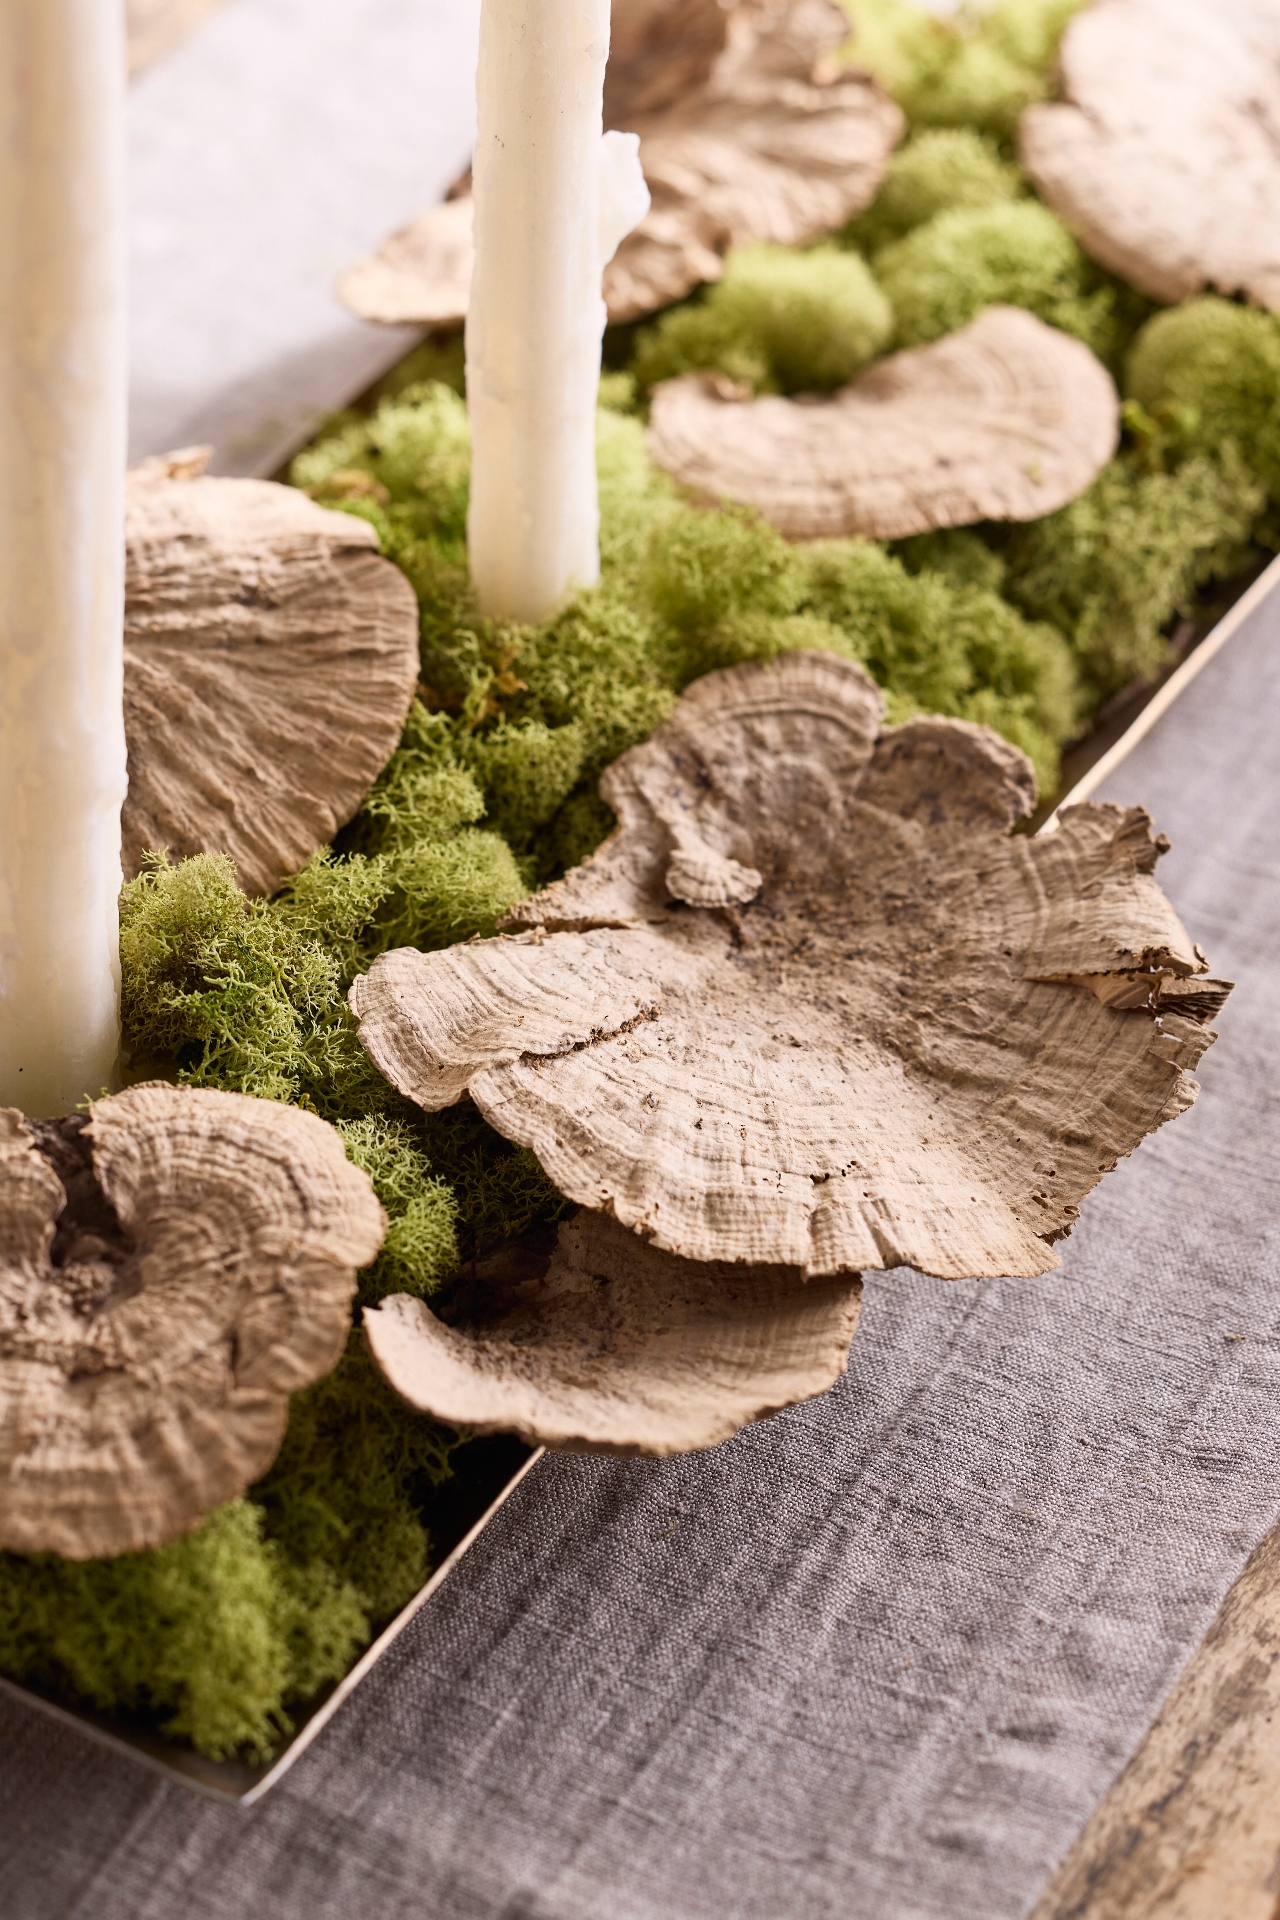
[796,537,1081,790]
[0,1500,365,1765]
[631,505,1079,791]
[1125,298,1280,502]
[251,1338,458,1628]
[1002,448,1265,698]
[118,848,389,1111]
[875,200,1121,359]
[631,244,892,396]
[842,128,1023,255]
[893,526,1008,597]
[337,1115,459,1304]
[839,0,1084,142]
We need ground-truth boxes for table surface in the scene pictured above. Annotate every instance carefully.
[126,0,476,477]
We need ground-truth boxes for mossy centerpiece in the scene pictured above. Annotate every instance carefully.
[2,0,1276,1773]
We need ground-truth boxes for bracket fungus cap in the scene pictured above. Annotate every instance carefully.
[1020,0,1280,308]
[352,652,1229,1286]
[364,1209,863,1455]
[646,305,1120,540]
[124,453,421,896]
[0,1084,385,1560]
[339,0,902,330]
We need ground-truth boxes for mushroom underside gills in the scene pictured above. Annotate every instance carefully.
[350,651,1229,1287]
[338,0,903,329]
[1020,0,1280,307]
[124,452,421,897]
[645,306,1120,540]
[364,1209,864,1455]
[0,1084,385,1559]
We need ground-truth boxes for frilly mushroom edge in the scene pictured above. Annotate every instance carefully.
[365,1209,863,1456]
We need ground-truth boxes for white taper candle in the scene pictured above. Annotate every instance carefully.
[0,1,128,1114]
[466,0,649,624]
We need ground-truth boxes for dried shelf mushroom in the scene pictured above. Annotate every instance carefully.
[364,1210,863,1454]
[0,1083,385,1560]
[603,0,903,322]
[351,651,1230,1287]
[1020,0,1280,307]
[338,194,476,333]
[645,305,1120,540]
[339,0,902,329]
[124,450,421,897]
[602,0,731,126]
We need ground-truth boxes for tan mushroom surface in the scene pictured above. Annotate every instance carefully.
[0,1084,385,1560]
[602,0,730,126]
[339,0,902,329]
[1020,0,1280,307]
[352,652,1229,1285]
[364,1209,863,1454]
[124,451,421,897]
[645,305,1120,541]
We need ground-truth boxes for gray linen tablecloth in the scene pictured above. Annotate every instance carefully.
[3,585,1279,1919]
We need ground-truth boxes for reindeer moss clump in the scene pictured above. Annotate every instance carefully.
[842,128,1022,254]
[839,0,1085,142]
[874,201,1123,361]
[0,1491,366,1764]
[1125,299,1280,503]
[251,1339,459,1627]
[1001,449,1264,698]
[631,244,892,396]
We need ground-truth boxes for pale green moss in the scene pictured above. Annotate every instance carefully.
[875,200,1119,358]
[597,405,680,568]
[119,850,387,1109]
[347,703,531,947]
[843,128,1023,253]
[464,719,588,852]
[981,0,1084,71]
[0,1503,365,1764]
[1125,297,1280,500]
[839,0,1085,141]
[1002,448,1265,696]
[837,0,956,112]
[291,380,471,539]
[337,1115,459,1303]
[908,34,1044,140]
[632,244,892,397]
[375,830,529,952]
[643,504,804,630]
[797,536,1080,791]
[252,1338,459,1629]
[894,526,1008,597]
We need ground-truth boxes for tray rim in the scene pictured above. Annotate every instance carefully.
[10,542,1279,1800]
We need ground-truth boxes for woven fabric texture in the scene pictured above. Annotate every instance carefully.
[2,582,1279,1920]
